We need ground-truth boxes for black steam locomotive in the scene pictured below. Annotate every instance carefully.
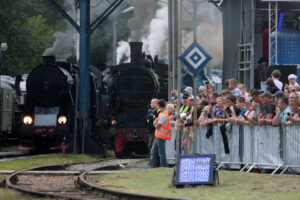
[106,42,168,157]
[18,42,167,154]
[18,56,103,150]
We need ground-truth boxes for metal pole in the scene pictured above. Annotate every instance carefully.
[275,2,278,65]
[175,0,183,157]
[250,0,255,89]
[79,0,91,153]
[168,0,173,101]
[73,74,79,153]
[268,2,271,65]
[175,0,182,157]
[192,0,198,154]
[113,18,117,66]
[76,7,80,63]
[171,1,178,91]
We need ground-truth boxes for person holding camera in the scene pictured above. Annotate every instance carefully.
[181,96,195,155]
[242,101,259,125]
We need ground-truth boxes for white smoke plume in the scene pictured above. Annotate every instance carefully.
[116,1,166,64]
[116,40,130,64]
[142,5,168,58]
[127,0,154,41]
[43,28,75,56]
[116,1,223,69]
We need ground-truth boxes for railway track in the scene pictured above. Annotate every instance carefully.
[5,158,186,200]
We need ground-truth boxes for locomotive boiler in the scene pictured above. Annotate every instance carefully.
[107,42,167,157]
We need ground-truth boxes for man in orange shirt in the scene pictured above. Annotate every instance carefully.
[148,99,171,168]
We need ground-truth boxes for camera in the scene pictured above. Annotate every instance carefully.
[211,102,217,106]
[184,119,194,127]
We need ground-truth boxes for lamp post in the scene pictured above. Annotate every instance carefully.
[0,43,8,56]
[112,6,134,66]
[0,43,8,75]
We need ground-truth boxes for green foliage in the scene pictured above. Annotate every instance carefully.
[0,0,67,76]
[0,153,100,170]
[0,0,133,76]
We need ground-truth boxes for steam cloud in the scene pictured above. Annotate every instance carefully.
[43,28,75,56]
[127,0,154,41]
[116,1,223,69]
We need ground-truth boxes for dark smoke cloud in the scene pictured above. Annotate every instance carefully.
[43,28,75,56]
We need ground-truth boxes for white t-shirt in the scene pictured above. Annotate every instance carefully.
[274,79,283,90]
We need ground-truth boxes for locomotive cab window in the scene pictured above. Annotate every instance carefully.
[34,106,59,114]
[33,106,59,126]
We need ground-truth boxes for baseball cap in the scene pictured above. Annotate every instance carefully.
[184,86,193,94]
[182,93,189,99]
[272,91,284,97]
[259,91,272,98]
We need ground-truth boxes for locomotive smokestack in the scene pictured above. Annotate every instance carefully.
[130,42,143,68]
[42,56,56,64]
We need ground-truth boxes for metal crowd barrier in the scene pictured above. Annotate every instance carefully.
[165,123,300,174]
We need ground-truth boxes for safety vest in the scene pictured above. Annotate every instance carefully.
[155,111,171,140]
[153,109,161,122]
[180,105,189,113]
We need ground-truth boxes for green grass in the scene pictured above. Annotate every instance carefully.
[0,154,100,170]
[0,146,20,152]
[94,168,300,200]
[0,188,64,200]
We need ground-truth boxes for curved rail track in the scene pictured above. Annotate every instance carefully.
[5,158,186,200]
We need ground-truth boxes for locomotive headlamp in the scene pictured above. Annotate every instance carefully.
[23,116,33,125]
[58,116,67,124]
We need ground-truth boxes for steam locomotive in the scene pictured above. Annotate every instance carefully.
[106,42,168,157]
[18,56,103,150]
[17,42,167,154]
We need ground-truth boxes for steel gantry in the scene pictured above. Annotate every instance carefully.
[237,0,255,89]
[47,0,123,153]
[268,1,278,65]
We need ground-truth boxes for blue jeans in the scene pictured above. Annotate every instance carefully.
[149,137,167,168]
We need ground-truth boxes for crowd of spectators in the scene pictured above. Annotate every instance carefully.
[162,72,300,130]
[147,64,300,160]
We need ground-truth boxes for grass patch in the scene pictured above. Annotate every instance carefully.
[0,154,100,170]
[95,168,300,200]
[0,187,64,200]
[0,146,20,152]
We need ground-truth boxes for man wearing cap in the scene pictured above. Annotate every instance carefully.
[184,86,193,96]
[180,93,191,113]
[255,57,268,89]
[258,91,276,126]
[288,74,299,88]
[273,91,285,104]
